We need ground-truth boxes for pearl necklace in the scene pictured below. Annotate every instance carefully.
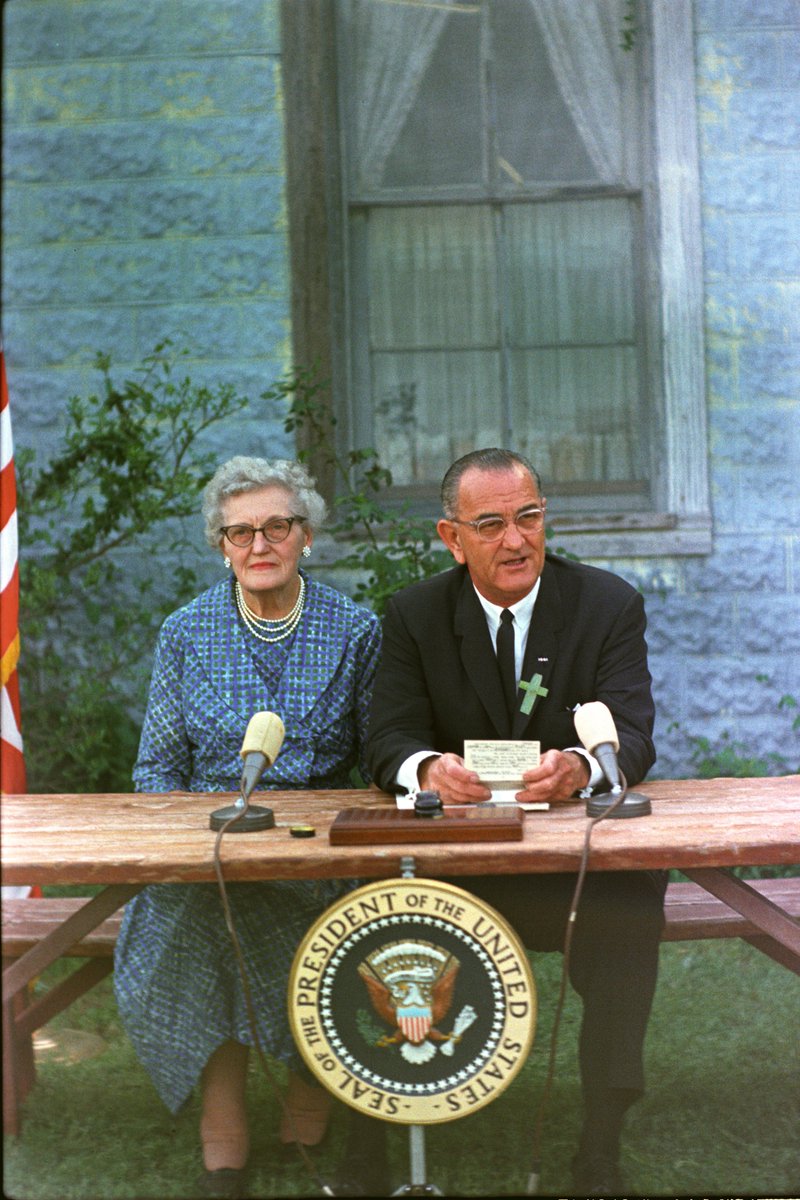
[234,576,306,643]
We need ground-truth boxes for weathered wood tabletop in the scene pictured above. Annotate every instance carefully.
[2,776,798,886]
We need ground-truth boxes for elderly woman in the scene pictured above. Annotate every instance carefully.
[113,456,381,1199]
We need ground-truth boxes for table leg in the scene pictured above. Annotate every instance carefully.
[2,968,34,1136]
[743,934,800,976]
[2,883,142,1136]
[683,867,800,974]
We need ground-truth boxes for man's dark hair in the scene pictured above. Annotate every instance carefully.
[440,449,543,519]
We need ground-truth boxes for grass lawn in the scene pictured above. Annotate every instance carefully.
[3,938,799,1199]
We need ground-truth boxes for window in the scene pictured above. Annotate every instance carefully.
[282,0,711,556]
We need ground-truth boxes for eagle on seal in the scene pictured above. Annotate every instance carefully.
[358,939,474,1063]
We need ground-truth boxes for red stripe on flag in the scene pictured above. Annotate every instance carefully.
[0,460,15,529]
[0,738,26,796]
[1,562,20,669]
[1,348,27,796]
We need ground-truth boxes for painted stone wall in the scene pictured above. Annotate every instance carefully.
[2,0,292,475]
[2,0,798,776]
[642,0,800,775]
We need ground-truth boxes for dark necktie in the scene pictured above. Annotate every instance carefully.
[496,608,517,718]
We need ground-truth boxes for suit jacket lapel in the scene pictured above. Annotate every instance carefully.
[454,573,510,737]
[511,563,563,738]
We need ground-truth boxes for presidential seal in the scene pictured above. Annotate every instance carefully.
[288,877,536,1124]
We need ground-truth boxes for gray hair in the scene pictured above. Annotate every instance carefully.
[440,449,543,519]
[202,456,327,548]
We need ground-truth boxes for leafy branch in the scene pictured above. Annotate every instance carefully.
[17,341,252,791]
[20,341,248,573]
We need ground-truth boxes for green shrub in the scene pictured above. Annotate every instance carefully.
[17,342,251,792]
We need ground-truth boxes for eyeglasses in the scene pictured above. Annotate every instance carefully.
[220,516,307,547]
[450,505,546,543]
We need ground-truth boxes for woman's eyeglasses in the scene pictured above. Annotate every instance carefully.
[220,516,307,547]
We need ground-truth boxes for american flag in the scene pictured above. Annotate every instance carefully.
[1,349,37,898]
[0,349,26,797]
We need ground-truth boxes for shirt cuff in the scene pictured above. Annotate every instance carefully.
[395,750,440,800]
[565,745,603,790]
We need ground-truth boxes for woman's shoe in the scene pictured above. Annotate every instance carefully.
[196,1166,247,1198]
[279,1072,333,1147]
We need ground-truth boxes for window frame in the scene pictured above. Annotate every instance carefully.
[281,0,710,558]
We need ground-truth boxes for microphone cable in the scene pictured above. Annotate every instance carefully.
[211,795,336,1196]
[525,775,629,1196]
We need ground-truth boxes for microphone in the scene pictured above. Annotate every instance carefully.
[209,711,286,832]
[574,701,622,791]
[574,701,651,819]
[240,711,285,801]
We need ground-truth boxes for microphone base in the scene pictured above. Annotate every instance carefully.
[209,804,275,832]
[586,791,651,819]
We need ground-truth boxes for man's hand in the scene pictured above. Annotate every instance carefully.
[516,749,589,805]
[418,753,491,806]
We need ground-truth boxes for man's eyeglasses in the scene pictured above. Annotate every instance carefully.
[220,516,307,547]
[450,505,546,543]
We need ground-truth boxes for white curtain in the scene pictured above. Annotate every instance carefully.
[354,1,642,488]
[350,0,452,188]
[527,0,630,184]
[505,198,639,484]
[368,206,501,484]
[513,2,640,484]
[368,198,640,487]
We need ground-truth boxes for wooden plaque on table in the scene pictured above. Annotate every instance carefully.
[329,805,524,844]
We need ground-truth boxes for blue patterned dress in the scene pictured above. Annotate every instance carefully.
[113,572,381,1112]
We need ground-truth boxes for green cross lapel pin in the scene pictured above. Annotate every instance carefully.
[519,672,549,715]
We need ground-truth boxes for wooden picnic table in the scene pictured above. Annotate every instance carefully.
[2,776,797,884]
[2,777,798,1136]
[3,776,798,994]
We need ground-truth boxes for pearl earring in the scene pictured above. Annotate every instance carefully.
[224,556,231,569]
[302,545,311,558]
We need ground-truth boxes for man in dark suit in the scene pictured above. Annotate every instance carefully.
[364,448,665,1195]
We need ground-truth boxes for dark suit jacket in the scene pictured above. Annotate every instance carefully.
[366,554,656,792]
